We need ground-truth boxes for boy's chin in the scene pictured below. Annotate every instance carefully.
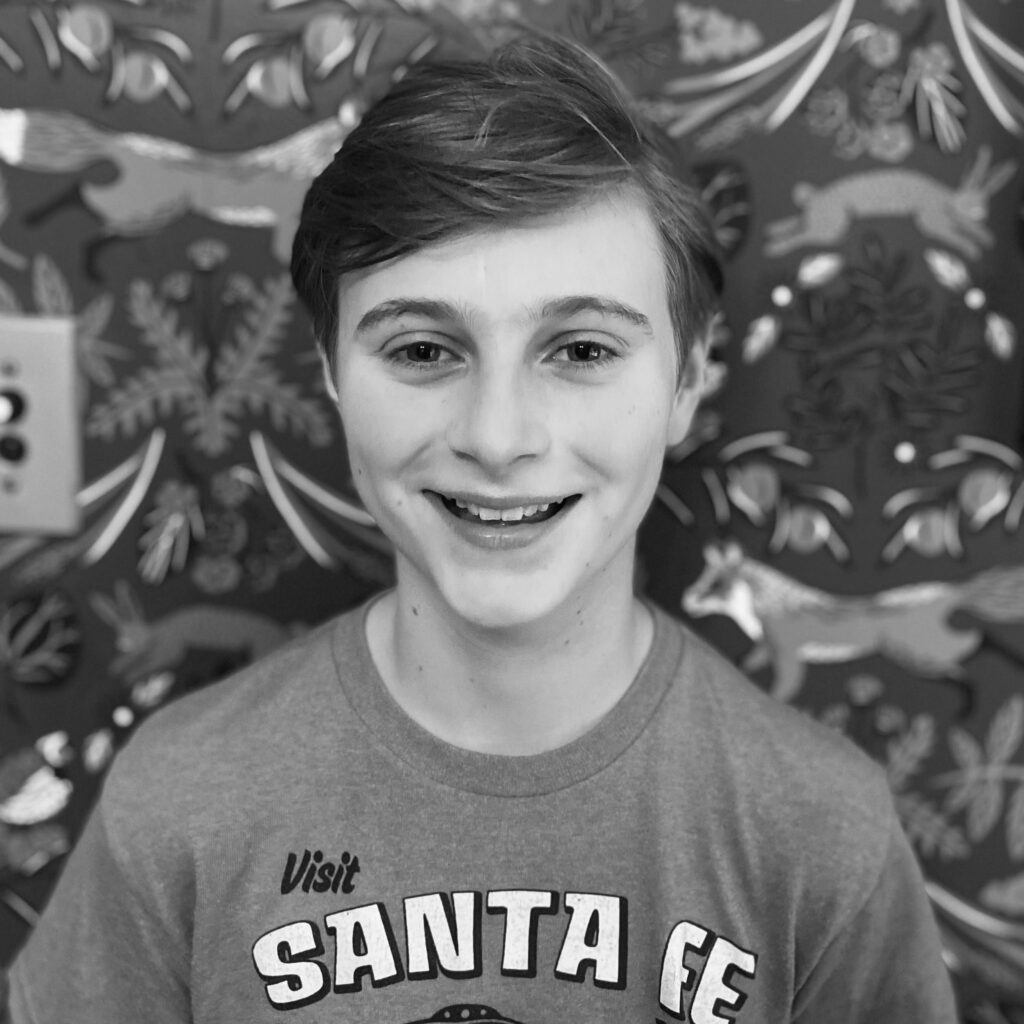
[436,577,571,634]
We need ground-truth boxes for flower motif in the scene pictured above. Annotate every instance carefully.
[858,25,901,69]
[726,462,780,524]
[958,468,1012,529]
[191,554,242,594]
[61,4,114,58]
[160,271,192,301]
[203,510,248,556]
[805,87,850,136]
[908,42,954,80]
[902,506,958,557]
[152,479,200,517]
[246,55,292,108]
[210,469,253,509]
[861,71,906,122]
[834,120,868,160]
[122,51,170,103]
[187,238,229,272]
[676,3,763,65]
[846,673,884,706]
[785,505,832,553]
[301,13,356,72]
[867,121,914,163]
[883,0,920,13]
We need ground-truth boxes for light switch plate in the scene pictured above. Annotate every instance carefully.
[0,315,81,535]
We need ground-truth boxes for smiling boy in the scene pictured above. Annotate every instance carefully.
[8,36,957,1024]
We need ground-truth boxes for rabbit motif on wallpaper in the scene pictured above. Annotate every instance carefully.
[89,581,295,682]
[763,147,1018,259]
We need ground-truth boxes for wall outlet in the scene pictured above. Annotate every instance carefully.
[0,315,81,535]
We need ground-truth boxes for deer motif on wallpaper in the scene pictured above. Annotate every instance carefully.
[682,541,1024,709]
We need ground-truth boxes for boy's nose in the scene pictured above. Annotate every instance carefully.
[445,368,551,471]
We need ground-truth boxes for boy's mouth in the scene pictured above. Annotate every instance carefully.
[431,492,581,526]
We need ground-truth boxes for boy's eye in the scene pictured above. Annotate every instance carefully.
[567,341,603,362]
[388,340,456,370]
[553,336,619,369]
[406,342,443,363]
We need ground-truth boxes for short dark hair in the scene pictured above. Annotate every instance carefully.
[291,35,722,380]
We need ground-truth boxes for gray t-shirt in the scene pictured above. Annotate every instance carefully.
[9,598,957,1022]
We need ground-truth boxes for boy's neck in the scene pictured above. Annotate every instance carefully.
[364,574,654,757]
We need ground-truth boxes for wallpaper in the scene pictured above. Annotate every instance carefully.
[0,1,1022,1020]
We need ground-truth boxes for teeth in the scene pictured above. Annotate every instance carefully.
[445,496,561,522]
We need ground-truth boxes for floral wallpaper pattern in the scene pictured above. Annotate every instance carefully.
[0,2,1021,1020]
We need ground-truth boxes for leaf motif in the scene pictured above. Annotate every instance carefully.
[985,313,1017,360]
[127,280,206,380]
[741,314,780,364]
[13,536,89,586]
[942,770,983,811]
[986,696,1024,765]
[214,273,292,386]
[796,253,844,288]
[948,726,983,769]
[895,792,969,860]
[31,254,72,315]
[86,367,196,440]
[0,278,21,314]
[78,336,126,388]
[76,293,114,340]
[1008,783,1024,861]
[885,715,934,790]
[923,249,969,291]
[966,780,1004,842]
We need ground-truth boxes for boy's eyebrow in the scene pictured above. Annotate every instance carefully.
[354,295,654,335]
[536,295,653,334]
[354,298,463,335]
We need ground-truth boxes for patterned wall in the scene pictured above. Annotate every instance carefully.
[0,1,1022,1020]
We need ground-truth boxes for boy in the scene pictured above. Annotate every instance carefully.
[8,36,957,1023]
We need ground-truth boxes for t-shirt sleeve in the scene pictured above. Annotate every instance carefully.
[6,799,191,1024]
[791,808,959,1023]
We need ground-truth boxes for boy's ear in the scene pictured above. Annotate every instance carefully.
[666,326,710,447]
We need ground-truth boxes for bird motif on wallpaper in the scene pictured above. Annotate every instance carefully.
[682,540,1024,711]
[0,103,359,276]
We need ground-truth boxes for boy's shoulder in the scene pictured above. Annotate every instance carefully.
[659,609,902,918]
[102,603,364,820]
[660,606,895,837]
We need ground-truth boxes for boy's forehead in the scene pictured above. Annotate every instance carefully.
[336,193,670,324]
